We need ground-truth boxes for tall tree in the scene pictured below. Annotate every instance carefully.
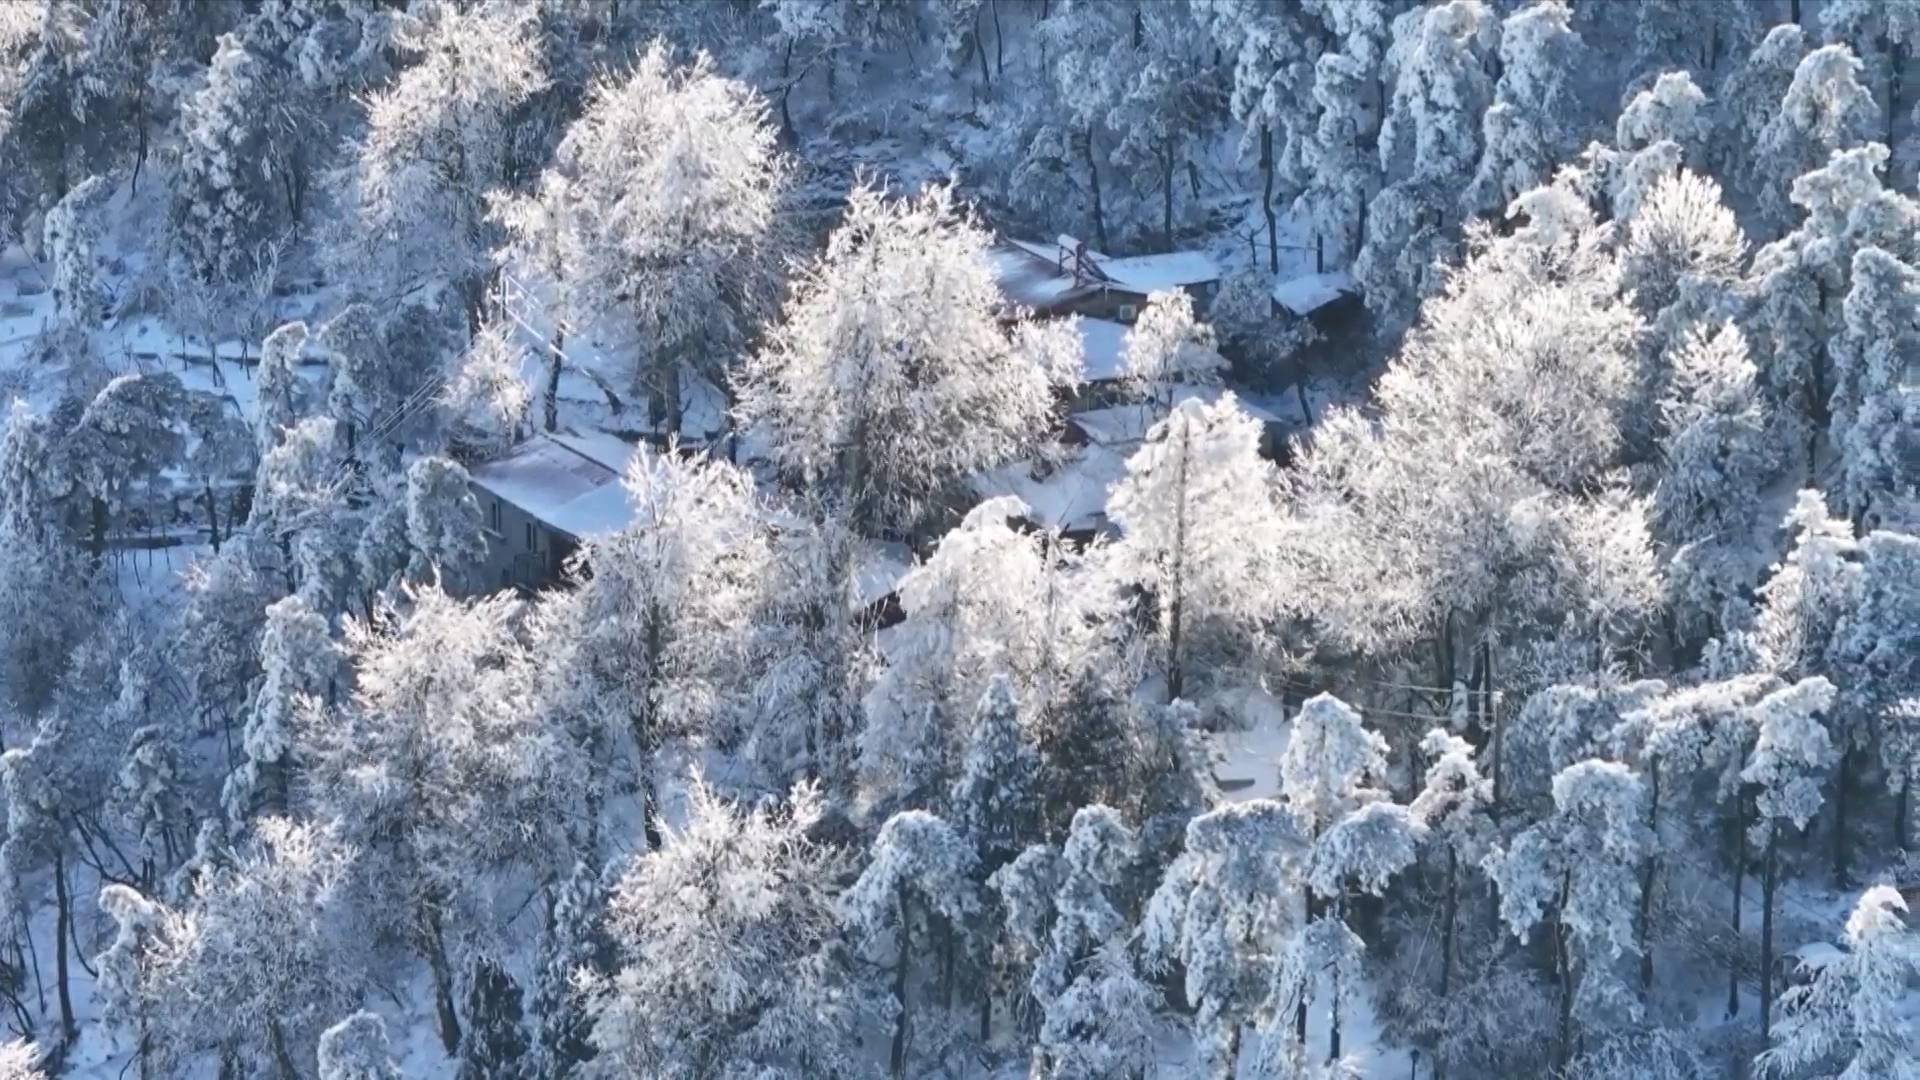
[739,183,1077,536]
[1107,393,1281,701]
[499,43,787,436]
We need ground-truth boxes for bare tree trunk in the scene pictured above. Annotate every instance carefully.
[1261,127,1279,273]
[545,327,565,434]
[1832,744,1854,886]
[204,482,222,553]
[1165,424,1191,700]
[1638,763,1661,996]
[1083,127,1110,255]
[890,884,911,1077]
[1162,147,1176,253]
[268,1018,299,1080]
[1728,793,1748,1018]
[1760,825,1779,1039]
[992,0,1004,76]
[974,6,990,88]
[1439,847,1458,999]
[1553,875,1573,1071]
[52,849,74,1049]
[424,907,462,1054]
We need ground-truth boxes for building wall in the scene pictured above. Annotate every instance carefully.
[469,485,570,595]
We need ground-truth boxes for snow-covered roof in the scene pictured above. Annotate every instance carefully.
[1095,251,1221,293]
[1067,388,1287,448]
[468,432,645,540]
[987,242,1095,310]
[1271,271,1359,317]
[969,445,1129,536]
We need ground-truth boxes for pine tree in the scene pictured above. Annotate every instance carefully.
[531,859,611,1080]
[840,810,980,1077]
[950,675,1045,872]
[1464,0,1585,220]
[1485,760,1650,1069]
[1142,800,1310,1078]
[1830,246,1918,526]
[1741,676,1841,1038]
[1755,44,1880,232]
[456,956,530,1080]
[403,455,485,590]
[1757,884,1920,1079]
[1654,322,1779,646]
[1122,288,1223,410]
[224,593,335,826]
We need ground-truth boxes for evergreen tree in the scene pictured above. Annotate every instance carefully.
[456,956,530,1080]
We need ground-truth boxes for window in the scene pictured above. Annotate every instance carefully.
[525,522,536,550]
[489,498,501,532]
[1117,303,1137,322]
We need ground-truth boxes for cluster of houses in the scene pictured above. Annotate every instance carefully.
[465,232,1365,596]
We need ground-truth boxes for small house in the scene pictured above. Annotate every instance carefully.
[465,431,645,593]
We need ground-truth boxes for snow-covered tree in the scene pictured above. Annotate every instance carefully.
[440,319,529,459]
[1031,939,1160,1080]
[839,809,979,1076]
[256,321,312,453]
[862,495,1109,810]
[0,1043,42,1080]
[1722,24,1809,198]
[1122,288,1223,410]
[530,448,769,844]
[949,675,1046,870]
[532,858,611,1080]
[223,593,335,826]
[457,955,529,1080]
[1359,0,1494,332]
[330,0,542,313]
[1654,321,1779,646]
[1820,0,1920,149]
[302,584,575,1053]
[402,455,484,589]
[1485,759,1650,1069]
[317,1011,401,1080]
[1464,0,1584,220]
[1142,800,1310,1077]
[590,779,852,1076]
[43,173,110,331]
[1031,805,1134,1009]
[1829,246,1917,526]
[1755,44,1880,232]
[116,724,193,887]
[1292,51,1372,269]
[1741,676,1840,1037]
[1757,884,1920,1079]
[67,372,187,561]
[1107,393,1280,699]
[1409,728,1494,1013]
[499,42,786,435]
[111,818,366,1079]
[738,183,1077,535]
[167,27,282,290]
[1620,171,1748,377]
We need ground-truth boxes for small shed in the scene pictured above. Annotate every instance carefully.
[1271,271,1363,329]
